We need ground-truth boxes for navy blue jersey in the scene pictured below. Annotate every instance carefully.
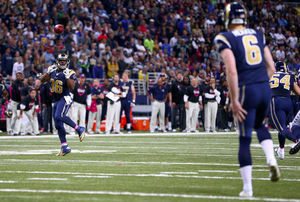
[214,28,268,86]
[120,80,133,100]
[73,82,91,105]
[49,69,76,102]
[149,84,169,102]
[270,71,294,97]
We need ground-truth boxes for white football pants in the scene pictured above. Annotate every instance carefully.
[204,101,218,132]
[105,101,121,133]
[72,102,86,127]
[15,107,39,135]
[9,100,19,133]
[150,100,165,132]
[186,102,200,132]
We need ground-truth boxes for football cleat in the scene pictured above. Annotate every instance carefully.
[275,147,285,160]
[269,164,280,182]
[239,190,253,198]
[57,145,71,156]
[76,126,86,142]
[289,141,300,155]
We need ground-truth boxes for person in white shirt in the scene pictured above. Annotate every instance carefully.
[287,31,298,49]
[274,28,286,45]
[12,57,24,80]
[275,46,285,61]
[204,14,216,30]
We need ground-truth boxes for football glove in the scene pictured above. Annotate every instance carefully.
[64,95,73,105]
[63,69,75,79]
[47,65,57,74]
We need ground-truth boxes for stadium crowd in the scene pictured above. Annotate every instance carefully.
[0,0,299,134]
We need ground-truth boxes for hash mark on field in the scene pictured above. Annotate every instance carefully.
[75,176,112,179]
[27,178,68,181]
[0,180,17,183]
[0,150,116,155]
[0,188,298,202]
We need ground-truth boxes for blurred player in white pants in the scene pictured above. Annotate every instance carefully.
[87,79,104,134]
[184,78,202,133]
[14,88,39,135]
[204,78,220,133]
[9,71,24,135]
[71,74,91,133]
[105,74,123,134]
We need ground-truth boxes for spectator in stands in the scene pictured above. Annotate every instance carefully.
[92,59,104,79]
[106,57,119,78]
[1,48,14,76]
[12,57,24,80]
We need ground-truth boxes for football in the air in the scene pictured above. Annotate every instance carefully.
[54,24,64,34]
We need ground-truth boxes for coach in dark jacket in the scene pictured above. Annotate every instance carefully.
[171,72,185,131]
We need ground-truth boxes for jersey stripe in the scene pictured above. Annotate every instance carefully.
[214,34,232,49]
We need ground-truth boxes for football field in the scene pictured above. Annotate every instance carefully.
[0,132,299,202]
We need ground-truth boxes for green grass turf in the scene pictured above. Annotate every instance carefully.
[0,133,299,202]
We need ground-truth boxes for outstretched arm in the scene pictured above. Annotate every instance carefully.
[41,65,57,83]
[40,73,51,83]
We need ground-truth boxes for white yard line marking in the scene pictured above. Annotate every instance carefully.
[196,170,237,173]
[160,172,199,175]
[74,176,111,179]
[1,170,299,182]
[0,188,298,202]
[0,130,281,139]
[0,132,239,139]
[27,178,67,181]
[3,159,300,169]
[73,174,300,182]
[0,150,116,155]
[0,180,17,183]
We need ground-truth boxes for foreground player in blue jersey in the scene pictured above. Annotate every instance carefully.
[270,61,300,159]
[214,2,280,197]
[40,53,85,156]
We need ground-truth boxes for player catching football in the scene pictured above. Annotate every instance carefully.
[40,53,85,156]
[214,2,280,197]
